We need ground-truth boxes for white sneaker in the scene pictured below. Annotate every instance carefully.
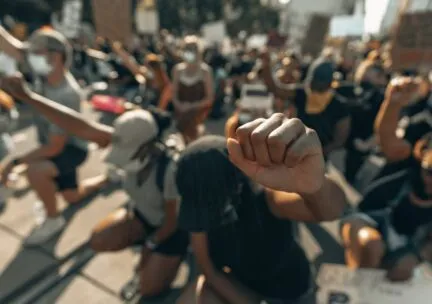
[32,201,47,226]
[25,216,66,246]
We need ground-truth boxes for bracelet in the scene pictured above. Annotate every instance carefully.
[145,238,158,251]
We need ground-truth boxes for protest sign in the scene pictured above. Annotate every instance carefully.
[302,15,330,57]
[391,11,432,70]
[317,264,432,304]
[240,84,274,110]
[92,0,132,43]
[52,0,83,38]
[202,21,226,44]
[136,0,159,34]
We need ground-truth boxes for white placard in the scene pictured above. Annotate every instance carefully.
[52,0,83,38]
[136,9,159,34]
[239,84,273,110]
[202,21,226,44]
[329,15,364,38]
[246,34,268,49]
[317,264,432,304]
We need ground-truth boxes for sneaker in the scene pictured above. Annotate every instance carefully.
[24,216,66,246]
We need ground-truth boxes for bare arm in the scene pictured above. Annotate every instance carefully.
[374,99,411,162]
[20,134,67,163]
[22,91,113,147]
[267,175,346,222]
[262,60,297,101]
[191,233,259,304]
[171,64,184,110]
[0,26,26,61]
[111,43,150,77]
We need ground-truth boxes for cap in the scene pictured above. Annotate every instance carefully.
[28,29,73,68]
[176,135,245,231]
[104,110,158,167]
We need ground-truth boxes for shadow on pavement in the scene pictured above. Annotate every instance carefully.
[304,223,345,269]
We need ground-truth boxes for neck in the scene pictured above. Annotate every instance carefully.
[46,68,65,86]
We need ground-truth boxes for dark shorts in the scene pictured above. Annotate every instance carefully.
[49,145,88,191]
[133,209,189,257]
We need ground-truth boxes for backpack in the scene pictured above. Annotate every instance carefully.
[155,145,178,193]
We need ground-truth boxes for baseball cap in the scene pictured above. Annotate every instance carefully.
[104,110,159,167]
[28,29,73,67]
[176,135,245,231]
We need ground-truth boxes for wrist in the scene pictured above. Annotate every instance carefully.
[145,235,158,250]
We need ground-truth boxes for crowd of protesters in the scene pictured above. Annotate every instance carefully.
[0,13,430,304]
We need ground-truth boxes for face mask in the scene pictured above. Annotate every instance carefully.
[27,54,53,76]
[183,51,197,63]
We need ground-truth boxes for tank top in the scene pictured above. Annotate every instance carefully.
[177,68,206,103]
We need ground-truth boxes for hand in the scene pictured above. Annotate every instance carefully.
[0,161,15,187]
[110,41,123,53]
[385,77,420,106]
[227,113,325,194]
[1,74,32,102]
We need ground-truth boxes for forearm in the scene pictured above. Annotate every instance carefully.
[375,99,402,145]
[374,99,411,161]
[24,92,112,146]
[0,26,25,61]
[262,64,294,100]
[300,175,346,222]
[152,222,177,244]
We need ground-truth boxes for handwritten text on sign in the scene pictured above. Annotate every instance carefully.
[316,264,432,304]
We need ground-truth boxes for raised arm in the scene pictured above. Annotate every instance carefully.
[1,75,113,147]
[260,50,297,101]
[0,26,26,61]
[375,79,417,162]
[111,42,151,78]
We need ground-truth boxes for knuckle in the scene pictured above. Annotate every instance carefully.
[290,118,304,128]
[271,112,285,121]
[236,127,250,139]
[266,133,284,146]
[250,130,265,143]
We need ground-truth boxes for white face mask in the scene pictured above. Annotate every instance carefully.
[27,54,53,76]
[183,51,197,63]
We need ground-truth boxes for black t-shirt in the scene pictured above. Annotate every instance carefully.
[390,183,432,237]
[336,84,384,149]
[294,88,350,148]
[179,186,311,300]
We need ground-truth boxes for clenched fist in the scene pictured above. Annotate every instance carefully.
[227,113,325,194]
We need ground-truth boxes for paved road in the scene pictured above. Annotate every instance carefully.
[0,105,361,304]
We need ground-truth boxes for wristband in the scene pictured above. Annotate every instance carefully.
[145,238,158,250]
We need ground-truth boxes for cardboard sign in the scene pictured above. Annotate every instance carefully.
[92,0,132,43]
[302,15,330,57]
[329,15,364,38]
[202,21,226,44]
[52,0,83,38]
[317,264,432,304]
[136,10,159,34]
[392,11,432,69]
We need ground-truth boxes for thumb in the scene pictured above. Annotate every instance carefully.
[227,138,257,178]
